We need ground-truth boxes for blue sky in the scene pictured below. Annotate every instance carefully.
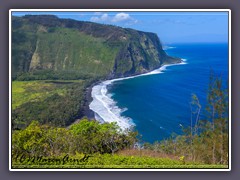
[12,11,229,44]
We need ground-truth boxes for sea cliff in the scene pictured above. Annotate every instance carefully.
[12,15,181,128]
[12,15,181,80]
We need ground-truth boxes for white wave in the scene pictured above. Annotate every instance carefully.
[89,80,134,130]
[89,59,187,130]
[163,46,176,50]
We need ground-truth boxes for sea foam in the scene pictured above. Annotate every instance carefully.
[163,46,176,50]
[89,59,187,130]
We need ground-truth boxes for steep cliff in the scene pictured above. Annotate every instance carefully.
[12,15,181,80]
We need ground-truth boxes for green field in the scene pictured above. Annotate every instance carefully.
[12,80,80,109]
[12,80,86,129]
[12,153,228,169]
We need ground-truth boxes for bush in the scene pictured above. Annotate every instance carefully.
[12,119,138,157]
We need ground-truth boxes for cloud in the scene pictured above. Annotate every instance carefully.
[90,13,110,22]
[112,13,131,22]
[90,12,138,25]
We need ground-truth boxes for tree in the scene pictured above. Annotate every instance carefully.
[146,72,229,164]
[205,71,228,164]
[12,121,71,157]
[69,119,137,154]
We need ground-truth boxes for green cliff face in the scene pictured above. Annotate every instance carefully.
[11,15,182,129]
[12,15,181,80]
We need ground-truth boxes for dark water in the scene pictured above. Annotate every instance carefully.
[108,43,229,143]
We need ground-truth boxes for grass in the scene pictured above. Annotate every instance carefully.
[12,80,83,110]
[12,23,123,79]
[117,149,179,160]
[36,28,120,76]
[12,153,228,169]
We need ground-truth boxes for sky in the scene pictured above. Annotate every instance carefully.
[12,11,229,44]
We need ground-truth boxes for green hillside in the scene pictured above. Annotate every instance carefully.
[11,15,181,129]
[12,15,181,80]
[10,15,229,169]
[31,28,119,76]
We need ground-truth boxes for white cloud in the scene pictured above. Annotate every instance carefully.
[112,13,131,22]
[90,12,138,25]
[90,13,110,22]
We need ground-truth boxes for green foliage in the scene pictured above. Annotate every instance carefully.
[11,16,228,168]
[12,18,38,78]
[12,80,86,129]
[12,17,123,80]
[12,15,180,81]
[15,70,101,81]
[12,152,227,169]
[34,28,120,76]
[69,119,137,154]
[12,121,71,156]
[11,72,229,168]
[12,120,227,169]
[12,119,137,158]
[12,80,71,109]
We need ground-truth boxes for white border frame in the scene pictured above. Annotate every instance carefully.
[9,9,231,171]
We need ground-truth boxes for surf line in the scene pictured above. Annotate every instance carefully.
[89,60,187,130]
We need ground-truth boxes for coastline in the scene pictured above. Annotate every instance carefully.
[84,59,186,129]
[81,82,98,119]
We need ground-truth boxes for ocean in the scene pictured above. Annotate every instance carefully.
[89,43,229,143]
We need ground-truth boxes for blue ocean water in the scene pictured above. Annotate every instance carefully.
[107,43,229,143]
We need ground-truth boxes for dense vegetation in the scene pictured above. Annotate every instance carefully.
[12,119,137,156]
[12,15,181,81]
[11,69,229,168]
[11,14,180,132]
[12,119,227,169]
[11,15,180,130]
[12,79,95,129]
[11,15,228,169]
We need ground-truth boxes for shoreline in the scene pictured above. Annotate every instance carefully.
[83,59,186,129]
[82,82,99,120]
